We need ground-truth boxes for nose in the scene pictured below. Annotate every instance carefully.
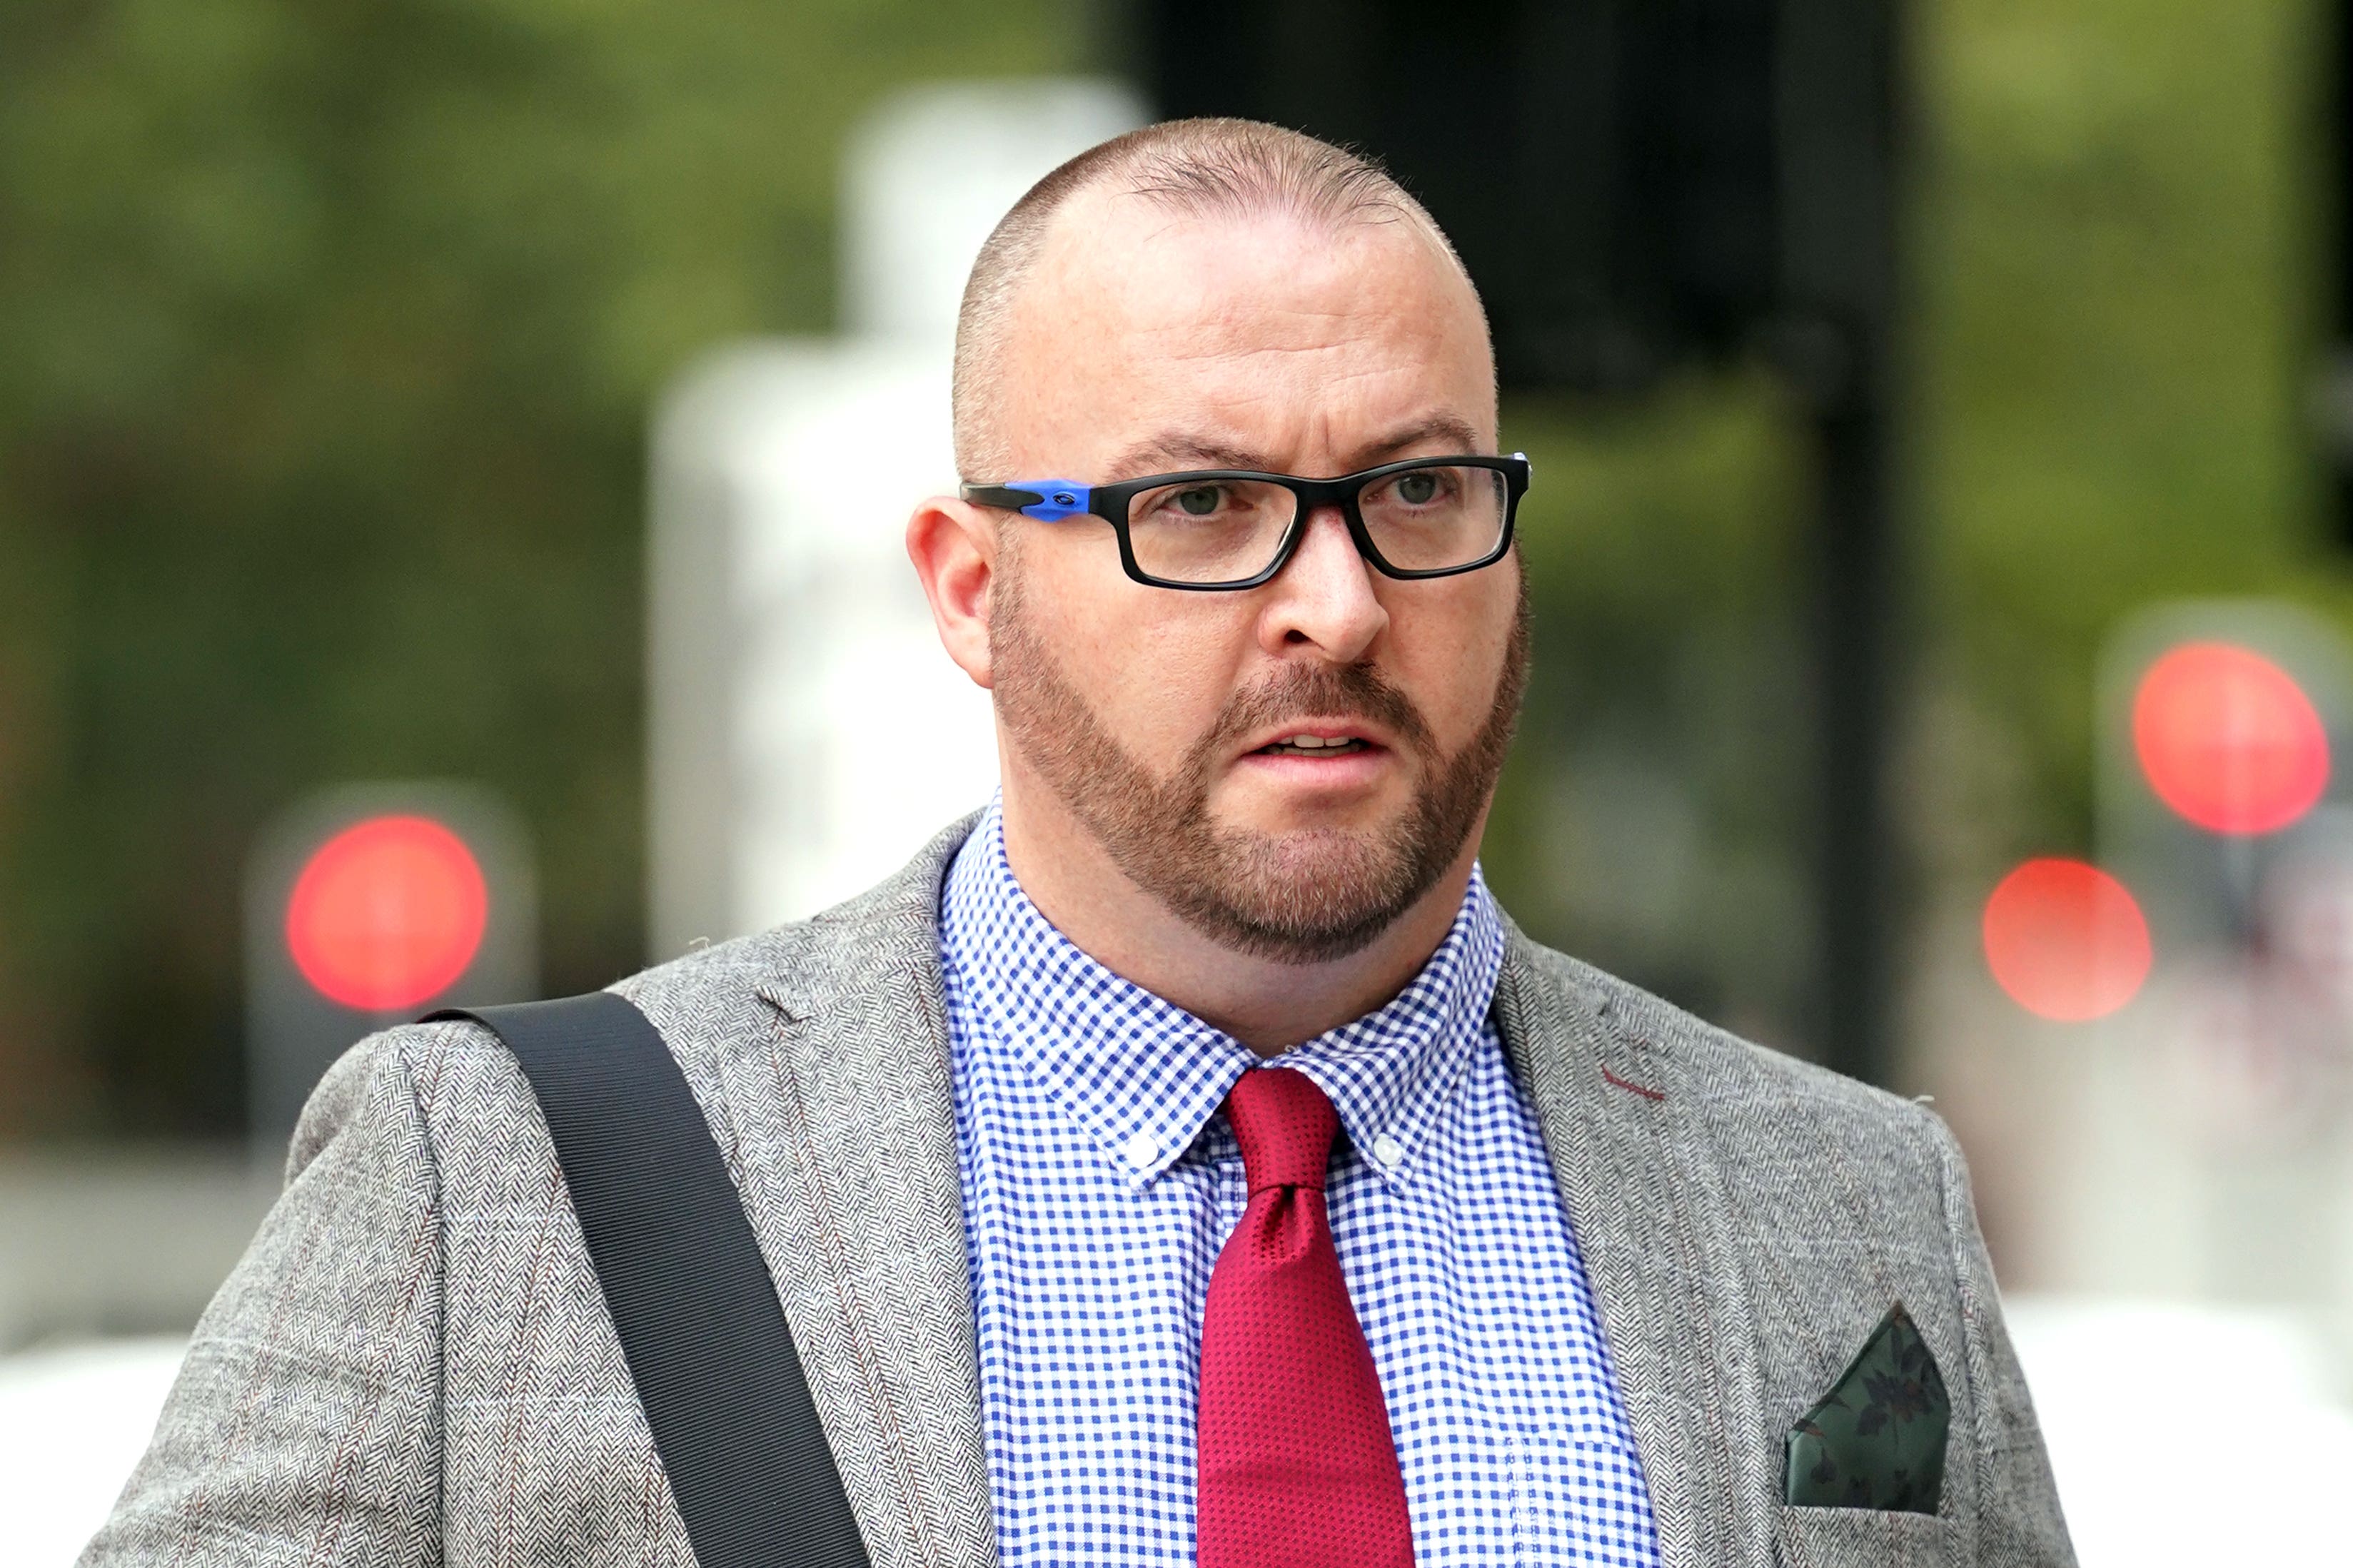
[1256,505,1387,663]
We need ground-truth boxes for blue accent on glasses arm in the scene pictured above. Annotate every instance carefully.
[961,481,1094,522]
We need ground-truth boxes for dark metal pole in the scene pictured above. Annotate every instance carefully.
[1775,1,1905,1086]
[1811,333,1900,1087]
[2324,1,2353,540]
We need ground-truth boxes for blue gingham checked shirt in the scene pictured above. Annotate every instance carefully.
[939,807,1661,1567]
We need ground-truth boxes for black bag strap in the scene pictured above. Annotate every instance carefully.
[427,992,871,1568]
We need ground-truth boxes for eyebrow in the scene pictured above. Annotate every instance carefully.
[1098,414,1489,480]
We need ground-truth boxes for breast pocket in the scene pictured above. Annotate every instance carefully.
[1776,1504,1954,1568]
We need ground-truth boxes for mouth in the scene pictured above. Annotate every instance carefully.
[1243,725,1384,760]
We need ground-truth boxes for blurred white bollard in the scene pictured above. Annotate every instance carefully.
[648,81,1144,954]
[2004,1296,2353,1565]
[0,1337,186,1566]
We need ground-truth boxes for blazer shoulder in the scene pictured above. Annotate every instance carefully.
[289,881,894,1168]
[303,812,974,1187]
[1502,924,1945,1153]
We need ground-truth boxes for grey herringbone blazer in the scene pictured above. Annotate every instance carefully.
[84,818,2072,1568]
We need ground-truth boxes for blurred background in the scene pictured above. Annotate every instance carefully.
[6,0,2353,1560]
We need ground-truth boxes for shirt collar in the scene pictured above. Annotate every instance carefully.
[939,804,1504,1193]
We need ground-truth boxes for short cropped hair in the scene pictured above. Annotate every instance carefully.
[952,117,1475,479]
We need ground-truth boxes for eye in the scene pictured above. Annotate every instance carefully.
[1394,471,1440,505]
[1174,485,1223,516]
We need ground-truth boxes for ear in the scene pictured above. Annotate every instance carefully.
[907,495,999,689]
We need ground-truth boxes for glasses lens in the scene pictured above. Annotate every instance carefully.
[1356,463,1508,572]
[1123,477,1297,585]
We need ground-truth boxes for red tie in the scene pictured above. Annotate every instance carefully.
[1196,1067,1414,1568]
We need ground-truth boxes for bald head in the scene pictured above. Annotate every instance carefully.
[907,121,1523,1013]
[952,118,1490,480]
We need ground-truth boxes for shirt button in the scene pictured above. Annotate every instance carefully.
[1122,1131,1162,1171]
[1371,1133,1406,1170]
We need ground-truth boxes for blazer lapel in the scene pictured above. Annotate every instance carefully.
[1493,923,1774,1568]
[725,820,994,1568]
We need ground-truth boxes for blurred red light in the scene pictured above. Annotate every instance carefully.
[1982,858,2152,1021]
[286,815,487,1011]
[2133,642,2328,834]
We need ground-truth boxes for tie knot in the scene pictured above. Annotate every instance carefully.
[1224,1067,1339,1193]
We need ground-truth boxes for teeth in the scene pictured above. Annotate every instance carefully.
[1263,736,1366,756]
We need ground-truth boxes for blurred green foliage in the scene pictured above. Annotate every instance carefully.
[0,0,2343,1134]
[1919,0,2333,841]
[0,0,1091,1135]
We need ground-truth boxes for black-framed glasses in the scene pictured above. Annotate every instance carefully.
[960,452,1530,591]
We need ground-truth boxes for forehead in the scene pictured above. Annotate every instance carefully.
[995,190,1496,475]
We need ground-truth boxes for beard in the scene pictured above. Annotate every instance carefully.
[989,561,1531,965]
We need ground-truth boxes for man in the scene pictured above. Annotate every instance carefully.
[89,119,2072,1567]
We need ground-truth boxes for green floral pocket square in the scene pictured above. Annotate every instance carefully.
[1783,1302,1949,1514]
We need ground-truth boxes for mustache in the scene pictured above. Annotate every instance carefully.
[1194,661,1439,764]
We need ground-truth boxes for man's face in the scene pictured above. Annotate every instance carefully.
[984,196,1526,963]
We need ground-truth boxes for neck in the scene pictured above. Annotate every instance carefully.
[994,777,1486,1056]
